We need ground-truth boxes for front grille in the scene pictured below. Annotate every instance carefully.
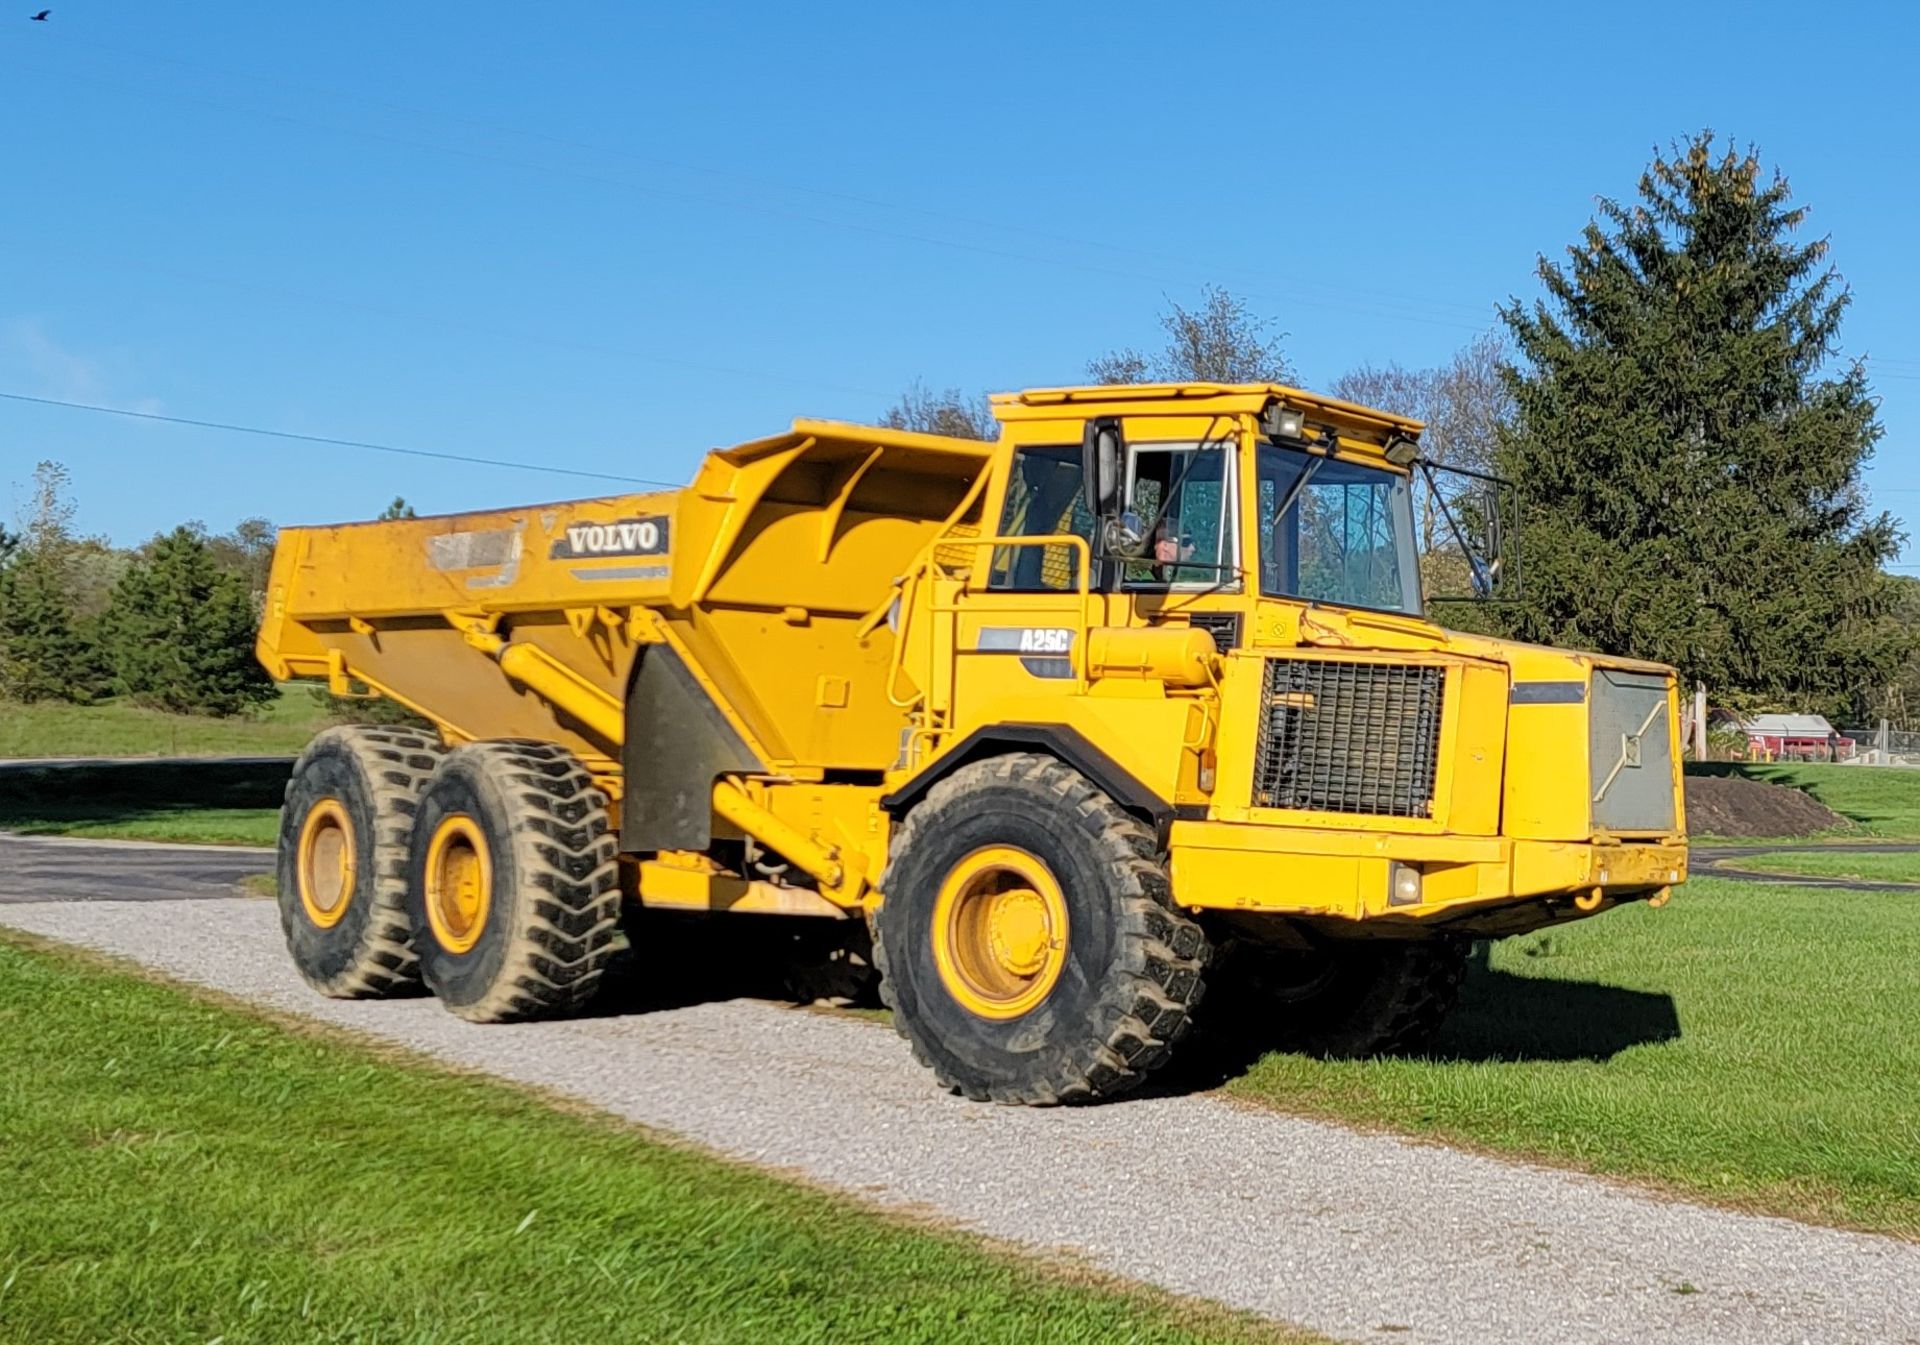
[1252,659,1446,817]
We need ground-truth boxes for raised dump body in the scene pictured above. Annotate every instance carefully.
[260,384,1687,1104]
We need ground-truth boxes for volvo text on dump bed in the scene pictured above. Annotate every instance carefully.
[257,382,1687,1103]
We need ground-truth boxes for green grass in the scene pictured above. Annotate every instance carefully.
[0,802,279,846]
[1220,877,1920,1238]
[1715,849,1920,883]
[0,685,330,758]
[1688,761,1920,838]
[0,937,1307,1345]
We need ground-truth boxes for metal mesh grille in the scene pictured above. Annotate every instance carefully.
[1252,659,1446,817]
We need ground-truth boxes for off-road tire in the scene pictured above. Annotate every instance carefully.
[405,740,620,1022]
[872,753,1208,1104]
[1213,937,1469,1058]
[277,725,446,998]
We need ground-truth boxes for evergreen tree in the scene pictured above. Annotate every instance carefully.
[103,526,276,716]
[1496,132,1905,715]
[0,548,102,703]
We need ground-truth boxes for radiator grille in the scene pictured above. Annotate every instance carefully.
[1252,659,1446,817]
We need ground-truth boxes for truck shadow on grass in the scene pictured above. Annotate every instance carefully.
[1152,959,1682,1097]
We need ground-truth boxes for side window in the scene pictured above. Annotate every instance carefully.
[988,445,1094,591]
[1122,444,1236,588]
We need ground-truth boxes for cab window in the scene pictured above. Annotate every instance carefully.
[1121,443,1237,589]
[988,445,1093,591]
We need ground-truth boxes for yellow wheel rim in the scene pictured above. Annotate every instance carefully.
[296,799,356,930]
[930,845,1069,1020]
[423,815,492,955]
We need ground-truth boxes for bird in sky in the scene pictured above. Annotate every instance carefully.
[30,9,50,19]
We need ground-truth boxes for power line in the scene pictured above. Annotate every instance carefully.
[0,391,678,488]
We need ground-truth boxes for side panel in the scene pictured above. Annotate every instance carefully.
[621,644,764,852]
[1589,669,1680,833]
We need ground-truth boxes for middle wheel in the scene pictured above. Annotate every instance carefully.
[405,740,621,1023]
[873,752,1209,1105]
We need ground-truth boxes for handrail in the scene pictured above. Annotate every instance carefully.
[876,532,1098,720]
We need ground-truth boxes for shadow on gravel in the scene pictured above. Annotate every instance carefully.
[579,911,881,1020]
[576,917,1681,1100]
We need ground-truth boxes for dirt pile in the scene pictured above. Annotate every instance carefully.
[1685,775,1850,838]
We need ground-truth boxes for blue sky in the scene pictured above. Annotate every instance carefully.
[2,0,1915,573]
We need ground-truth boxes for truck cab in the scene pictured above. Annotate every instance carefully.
[888,382,1687,938]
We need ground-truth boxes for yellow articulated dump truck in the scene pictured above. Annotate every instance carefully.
[257,382,1687,1104]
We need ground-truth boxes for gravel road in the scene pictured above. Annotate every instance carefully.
[2,869,1915,1345]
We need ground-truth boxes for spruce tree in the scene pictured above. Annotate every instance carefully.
[1496,132,1905,715]
[104,526,276,716]
[0,548,98,703]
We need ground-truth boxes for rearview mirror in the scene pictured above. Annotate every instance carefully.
[1081,417,1124,520]
[1419,462,1520,602]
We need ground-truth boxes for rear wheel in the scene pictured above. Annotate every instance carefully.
[277,725,445,998]
[872,753,1208,1104]
[405,740,621,1022]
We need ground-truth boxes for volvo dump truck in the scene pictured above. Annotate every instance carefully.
[257,382,1687,1104]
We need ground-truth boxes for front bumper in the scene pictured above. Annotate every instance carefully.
[1168,818,1687,925]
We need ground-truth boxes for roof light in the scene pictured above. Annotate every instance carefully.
[1384,434,1420,467]
[1261,401,1309,445]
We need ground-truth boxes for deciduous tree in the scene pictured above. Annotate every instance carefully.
[879,382,996,441]
[1089,286,1292,385]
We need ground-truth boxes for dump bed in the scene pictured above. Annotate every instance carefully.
[258,420,992,777]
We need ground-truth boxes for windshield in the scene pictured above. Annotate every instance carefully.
[1257,445,1421,615]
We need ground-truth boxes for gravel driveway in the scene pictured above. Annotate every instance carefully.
[2,871,1915,1345]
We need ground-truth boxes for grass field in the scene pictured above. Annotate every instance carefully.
[1717,849,1920,883]
[0,803,279,847]
[0,936,1306,1345]
[1688,761,1920,838]
[0,685,330,759]
[1220,877,1920,1238]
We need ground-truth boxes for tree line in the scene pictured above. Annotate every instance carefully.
[883,131,1913,725]
[0,461,278,716]
[0,473,422,719]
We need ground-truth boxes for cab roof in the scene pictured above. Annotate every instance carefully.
[992,382,1425,442]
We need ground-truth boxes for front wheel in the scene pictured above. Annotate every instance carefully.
[872,753,1208,1105]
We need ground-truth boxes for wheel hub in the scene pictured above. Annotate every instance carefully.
[986,888,1051,977]
[424,815,492,955]
[930,846,1069,1020]
[296,799,356,929]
